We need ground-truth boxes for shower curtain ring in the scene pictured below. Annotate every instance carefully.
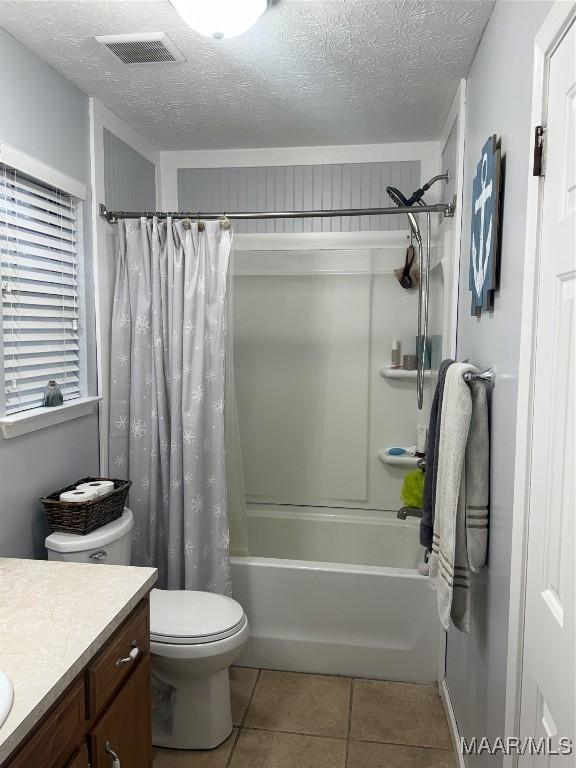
[196,213,205,232]
[219,214,231,231]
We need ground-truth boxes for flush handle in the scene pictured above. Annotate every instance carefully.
[115,642,139,668]
[89,550,108,561]
[105,740,121,768]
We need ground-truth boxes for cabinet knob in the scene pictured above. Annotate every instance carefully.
[105,740,121,768]
[115,643,140,668]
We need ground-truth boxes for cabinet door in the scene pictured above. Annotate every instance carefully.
[66,745,90,768]
[90,656,152,768]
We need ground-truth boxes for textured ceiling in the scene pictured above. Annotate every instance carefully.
[0,0,494,150]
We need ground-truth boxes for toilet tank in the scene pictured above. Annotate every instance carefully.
[45,508,134,566]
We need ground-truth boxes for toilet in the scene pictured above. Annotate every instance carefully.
[45,508,249,750]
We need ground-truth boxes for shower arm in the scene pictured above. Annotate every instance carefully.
[404,173,450,207]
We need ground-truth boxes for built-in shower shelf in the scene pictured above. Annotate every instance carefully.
[377,449,420,467]
[379,366,437,380]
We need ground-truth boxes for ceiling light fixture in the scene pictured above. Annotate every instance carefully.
[170,0,268,40]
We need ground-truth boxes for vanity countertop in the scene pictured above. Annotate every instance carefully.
[0,557,157,764]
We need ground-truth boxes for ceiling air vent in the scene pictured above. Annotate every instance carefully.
[95,33,185,64]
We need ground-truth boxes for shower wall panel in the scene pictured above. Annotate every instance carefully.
[233,246,429,512]
[234,268,370,505]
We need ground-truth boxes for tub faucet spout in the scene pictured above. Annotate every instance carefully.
[397,506,423,520]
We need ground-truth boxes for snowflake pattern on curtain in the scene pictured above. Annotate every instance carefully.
[109,218,232,594]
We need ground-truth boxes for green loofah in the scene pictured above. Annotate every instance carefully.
[400,468,425,509]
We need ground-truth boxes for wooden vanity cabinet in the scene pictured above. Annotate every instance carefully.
[3,598,152,768]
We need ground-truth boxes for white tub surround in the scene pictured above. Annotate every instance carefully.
[243,506,422,568]
[231,507,442,683]
[233,242,437,515]
[0,558,157,764]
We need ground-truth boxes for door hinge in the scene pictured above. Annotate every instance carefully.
[533,125,545,176]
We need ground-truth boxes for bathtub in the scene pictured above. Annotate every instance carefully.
[231,505,443,683]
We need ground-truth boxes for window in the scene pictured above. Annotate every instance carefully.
[0,164,84,415]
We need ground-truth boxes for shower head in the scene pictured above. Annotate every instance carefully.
[388,173,449,208]
[386,186,410,208]
[386,185,422,244]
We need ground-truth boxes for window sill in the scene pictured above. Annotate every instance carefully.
[0,396,102,439]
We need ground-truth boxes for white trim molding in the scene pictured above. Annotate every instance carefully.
[0,396,102,439]
[233,229,411,252]
[504,4,576,767]
[0,141,87,200]
[440,678,466,768]
[161,140,441,169]
[91,100,161,171]
[89,97,162,475]
[439,78,466,360]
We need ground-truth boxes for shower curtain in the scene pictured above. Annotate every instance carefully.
[109,217,245,593]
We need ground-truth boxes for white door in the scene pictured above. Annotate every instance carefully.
[519,16,576,765]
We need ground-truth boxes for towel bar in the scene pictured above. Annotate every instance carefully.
[463,367,494,384]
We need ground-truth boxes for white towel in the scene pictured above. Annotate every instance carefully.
[428,362,489,632]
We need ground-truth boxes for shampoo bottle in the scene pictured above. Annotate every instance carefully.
[391,340,401,368]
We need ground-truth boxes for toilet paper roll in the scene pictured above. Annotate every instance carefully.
[76,480,115,498]
[60,488,99,504]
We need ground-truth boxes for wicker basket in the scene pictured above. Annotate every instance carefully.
[40,477,132,535]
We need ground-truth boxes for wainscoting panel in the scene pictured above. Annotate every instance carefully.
[103,129,156,211]
[177,161,421,233]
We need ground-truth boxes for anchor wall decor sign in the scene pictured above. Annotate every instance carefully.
[469,135,501,316]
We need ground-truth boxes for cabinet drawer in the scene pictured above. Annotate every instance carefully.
[5,678,85,768]
[86,599,149,720]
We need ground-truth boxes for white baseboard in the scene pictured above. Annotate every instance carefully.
[440,678,465,768]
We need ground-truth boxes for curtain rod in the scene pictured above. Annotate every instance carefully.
[99,202,454,224]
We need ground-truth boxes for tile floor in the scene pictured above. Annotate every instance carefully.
[154,668,456,768]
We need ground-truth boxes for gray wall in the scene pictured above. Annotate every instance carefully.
[178,161,420,233]
[0,27,99,558]
[103,128,156,211]
[448,2,552,764]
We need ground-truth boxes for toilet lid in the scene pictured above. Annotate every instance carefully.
[150,589,246,645]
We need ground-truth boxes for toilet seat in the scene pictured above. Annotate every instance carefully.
[150,588,246,645]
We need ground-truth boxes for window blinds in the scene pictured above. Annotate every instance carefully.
[0,164,81,415]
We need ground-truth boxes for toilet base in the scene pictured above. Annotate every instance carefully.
[150,617,249,750]
[152,667,233,750]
